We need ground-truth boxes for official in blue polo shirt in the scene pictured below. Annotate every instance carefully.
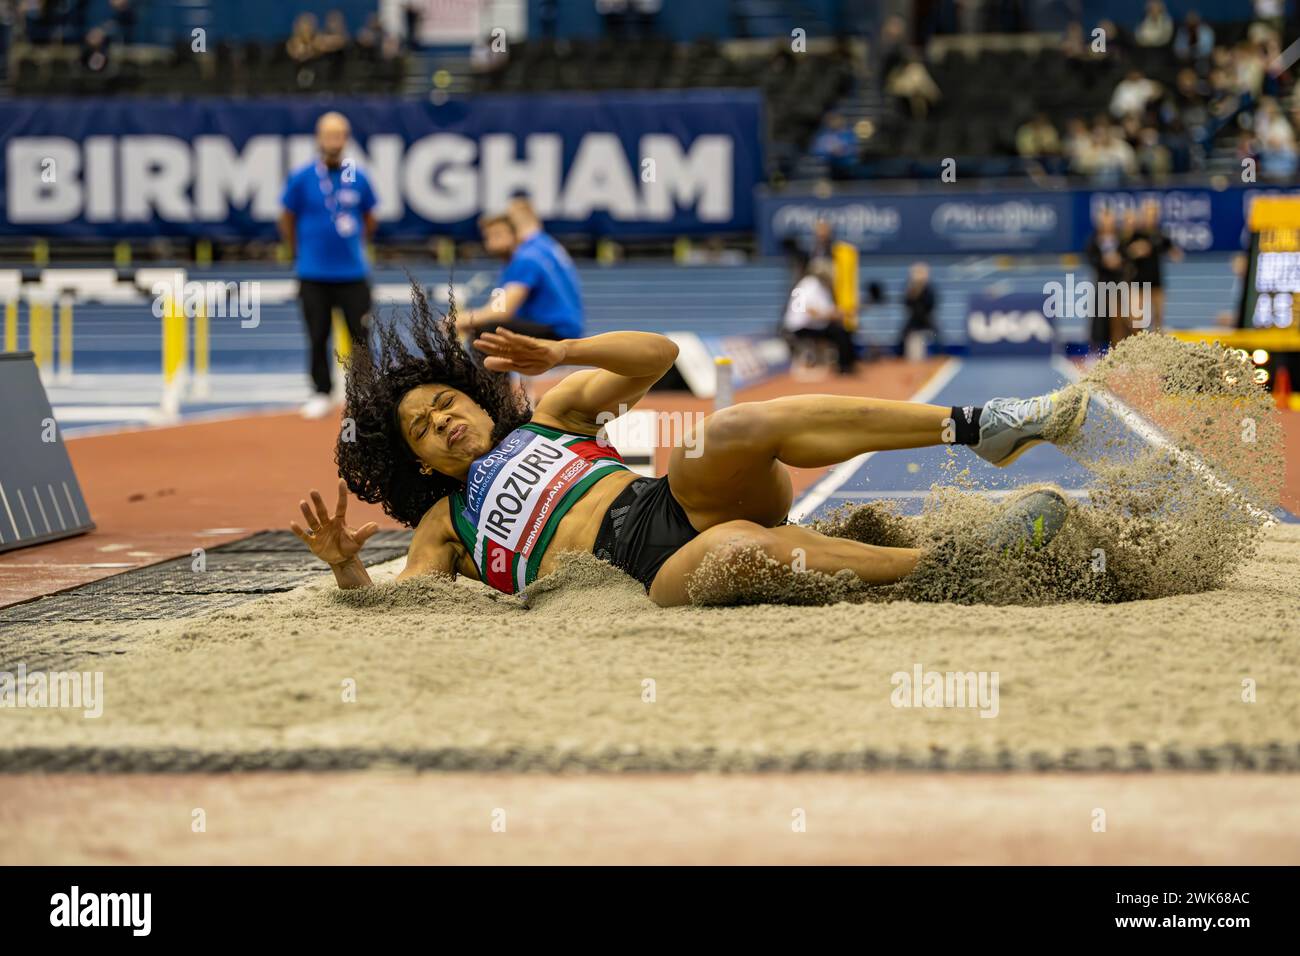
[457,196,584,343]
[279,111,378,419]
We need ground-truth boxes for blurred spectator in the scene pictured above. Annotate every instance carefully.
[1124,199,1181,331]
[1134,125,1171,178]
[318,11,348,55]
[782,259,857,376]
[876,14,908,88]
[287,13,321,64]
[898,263,937,359]
[404,1,421,51]
[1111,69,1161,120]
[1232,40,1266,100]
[1135,1,1173,48]
[887,50,941,120]
[954,0,986,35]
[1064,117,1095,171]
[1255,0,1284,37]
[1259,128,1298,180]
[1165,68,1209,140]
[317,9,349,80]
[80,25,110,74]
[807,218,835,267]
[1095,19,1128,60]
[810,113,859,179]
[109,0,134,45]
[1173,12,1215,67]
[1207,67,1241,118]
[1253,97,1291,146]
[1084,208,1130,351]
[1084,120,1138,185]
[1016,112,1061,160]
[1060,21,1098,63]
[355,14,385,63]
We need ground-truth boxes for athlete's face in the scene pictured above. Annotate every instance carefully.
[397,384,496,479]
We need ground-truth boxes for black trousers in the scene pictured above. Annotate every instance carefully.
[793,324,856,374]
[299,279,371,394]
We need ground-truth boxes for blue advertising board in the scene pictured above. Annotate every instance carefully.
[965,292,1055,356]
[759,183,1293,258]
[0,92,764,240]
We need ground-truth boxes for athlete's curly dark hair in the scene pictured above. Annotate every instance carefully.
[335,281,532,527]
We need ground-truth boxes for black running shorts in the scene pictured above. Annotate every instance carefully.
[592,476,699,592]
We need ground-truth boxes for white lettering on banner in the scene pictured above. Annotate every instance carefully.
[194,135,282,220]
[5,133,735,225]
[479,134,562,216]
[930,201,1058,235]
[479,436,576,551]
[967,310,1054,343]
[772,202,902,240]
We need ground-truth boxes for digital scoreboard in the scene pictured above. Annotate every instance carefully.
[1242,226,1300,329]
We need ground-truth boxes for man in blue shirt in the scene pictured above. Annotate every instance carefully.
[457,196,584,343]
[279,111,378,418]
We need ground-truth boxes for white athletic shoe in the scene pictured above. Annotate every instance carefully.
[983,489,1071,552]
[300,394,333,420]
[971,388,1089,468]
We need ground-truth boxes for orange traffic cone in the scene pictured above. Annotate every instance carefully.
[1274,364,1292,411]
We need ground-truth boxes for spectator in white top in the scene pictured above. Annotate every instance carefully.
[1253,97,1293,148]
[1084,121,1138,185]
[1111,70,1161,120]
[1136,1,1174,47]
[782,259,857,376]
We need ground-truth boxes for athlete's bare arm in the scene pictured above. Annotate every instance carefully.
[473,329,679,433]
[397,497,465,582]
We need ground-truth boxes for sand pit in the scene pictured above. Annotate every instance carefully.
[3,335,1298,770]
[2,520,1298,767]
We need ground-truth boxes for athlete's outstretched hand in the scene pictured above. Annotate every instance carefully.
[290,478,379,567]
[472,328,567,376]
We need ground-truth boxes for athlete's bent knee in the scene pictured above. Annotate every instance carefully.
[702,519,781,562]
[701,403,769,455]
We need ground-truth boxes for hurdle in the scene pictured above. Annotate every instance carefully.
[191,296,211,399]
[331,307,352,402]
[57,295,74,384]
[26,295,55,380]
[160,294,189,421]
[3,300,16,353]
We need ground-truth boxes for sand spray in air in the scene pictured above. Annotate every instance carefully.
[688,334,1283,607]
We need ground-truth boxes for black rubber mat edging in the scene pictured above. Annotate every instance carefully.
[2,742,1299,773]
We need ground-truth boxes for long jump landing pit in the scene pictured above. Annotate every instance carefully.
[2,524,1299,865]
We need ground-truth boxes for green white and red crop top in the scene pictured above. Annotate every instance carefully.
[449,422,627,594]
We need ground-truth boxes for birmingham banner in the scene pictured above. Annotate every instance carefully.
[0,91,764,239]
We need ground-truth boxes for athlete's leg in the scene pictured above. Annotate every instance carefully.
[668,395,952,528]
[646,489,1072,607]
[648,520,922,607]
